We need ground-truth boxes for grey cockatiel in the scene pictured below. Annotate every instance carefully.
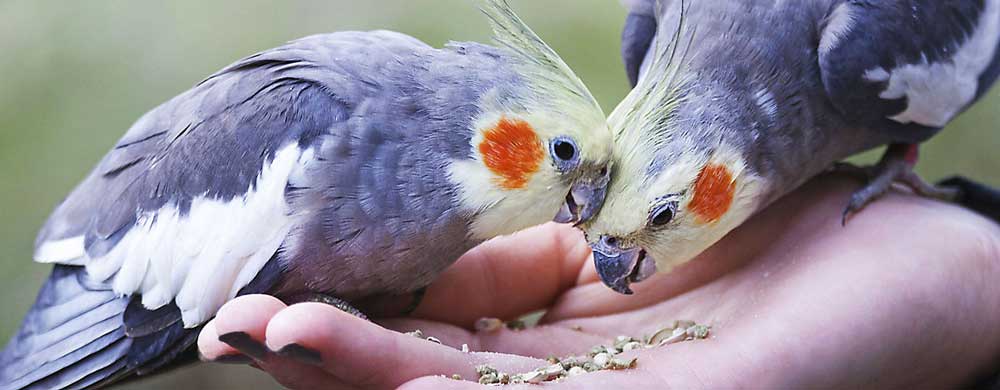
[0,1,613,388]
[586,0,1000,294]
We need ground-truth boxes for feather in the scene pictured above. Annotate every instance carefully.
[477,0,604,120]
[609,0,695,185]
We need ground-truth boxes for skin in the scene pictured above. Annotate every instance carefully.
[198,175,1000,389]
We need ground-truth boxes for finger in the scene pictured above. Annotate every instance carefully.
[209,295,354,389]
[256,354,357,390]
[197,319,247,363]
[212,294,287,361]
[265,302,547,388]
[414,223,592,326]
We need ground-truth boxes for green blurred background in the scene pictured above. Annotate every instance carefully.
[0,1,995,388]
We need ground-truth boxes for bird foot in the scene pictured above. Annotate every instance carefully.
[285,293,369,321]
[836,145,959,225]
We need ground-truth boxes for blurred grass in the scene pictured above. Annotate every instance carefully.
[0,1,996,389]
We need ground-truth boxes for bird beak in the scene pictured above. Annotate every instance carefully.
[590,237,657,295]
[554,166,611,225]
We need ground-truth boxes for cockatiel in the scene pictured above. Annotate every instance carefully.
[586,0,1000,294]
[0,1,613,388]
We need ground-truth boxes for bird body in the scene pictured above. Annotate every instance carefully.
[0,2,613,388]
[589,0,1000,294]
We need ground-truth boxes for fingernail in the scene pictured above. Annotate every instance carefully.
[211,353,254,365]
[275,343,323,365]
[218,331,268,360]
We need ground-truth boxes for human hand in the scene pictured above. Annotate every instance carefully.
[198,175,1000,389]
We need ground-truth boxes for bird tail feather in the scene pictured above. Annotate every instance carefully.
[939,176,1000,223]
[0,265,132,390]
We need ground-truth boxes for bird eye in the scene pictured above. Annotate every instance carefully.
[550,136,580,171]
[552,138,578,162]
[650,202,676,227]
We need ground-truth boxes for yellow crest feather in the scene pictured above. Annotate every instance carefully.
[477,0,605,121]
[609,0,696,181]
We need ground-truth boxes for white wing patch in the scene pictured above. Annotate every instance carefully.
[34,236,86,264]
[865,0,1000,127]
[819,3,856,57]
[33,143,310,328]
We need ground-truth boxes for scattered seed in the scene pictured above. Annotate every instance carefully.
[543,363,565,377]
[426,336,442,344]
[593,352,611,368]
[475,318,504,332]
[521,370,546,384]
[479,373,498,385]
[622,341,642,352]
[609,356,637,370]
[461,343,470,353]
[506,319,526,331]
[657,327,689,346]
[476,364,498,377]
[473,320,710,385]
[686,324,711,339]
[450,374,462,380]
[405,329,424,338]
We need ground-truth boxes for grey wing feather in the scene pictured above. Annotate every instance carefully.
[818,0,1000,143]
[33,30,432,262]
[7,31,438,390]
[621,0,658,87]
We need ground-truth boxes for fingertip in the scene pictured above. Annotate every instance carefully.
[266,302,503,388]
[417,223,594,324]
[548,223,595,288]
[263,302,361,352]
[197,319,234,361]
[213,294,287,338]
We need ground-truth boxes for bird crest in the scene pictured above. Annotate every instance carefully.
[609,0,695,182]
[477,0,605,123]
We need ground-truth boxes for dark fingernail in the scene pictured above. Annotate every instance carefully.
[211,353,255,365]
[218,331,268,360]
[275,343,323,365]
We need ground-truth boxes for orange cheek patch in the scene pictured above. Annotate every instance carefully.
[478,117,544,190]
[689,163,736,224]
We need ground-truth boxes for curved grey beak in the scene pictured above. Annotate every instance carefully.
[554,167,611,225]
[590,236,657,295]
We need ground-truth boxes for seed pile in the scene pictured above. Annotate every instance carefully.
[474,317,526,332]
[473,320,711,385]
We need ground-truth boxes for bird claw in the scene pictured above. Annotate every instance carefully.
[840,161,902,225]
[839,144,958,225]
[285,293,369,320]
[899,170,961,202]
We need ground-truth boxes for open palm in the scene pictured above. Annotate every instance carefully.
[199,176,1000,389]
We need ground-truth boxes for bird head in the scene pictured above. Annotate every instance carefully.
[580,5,769,294]
[450,0,614,239]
